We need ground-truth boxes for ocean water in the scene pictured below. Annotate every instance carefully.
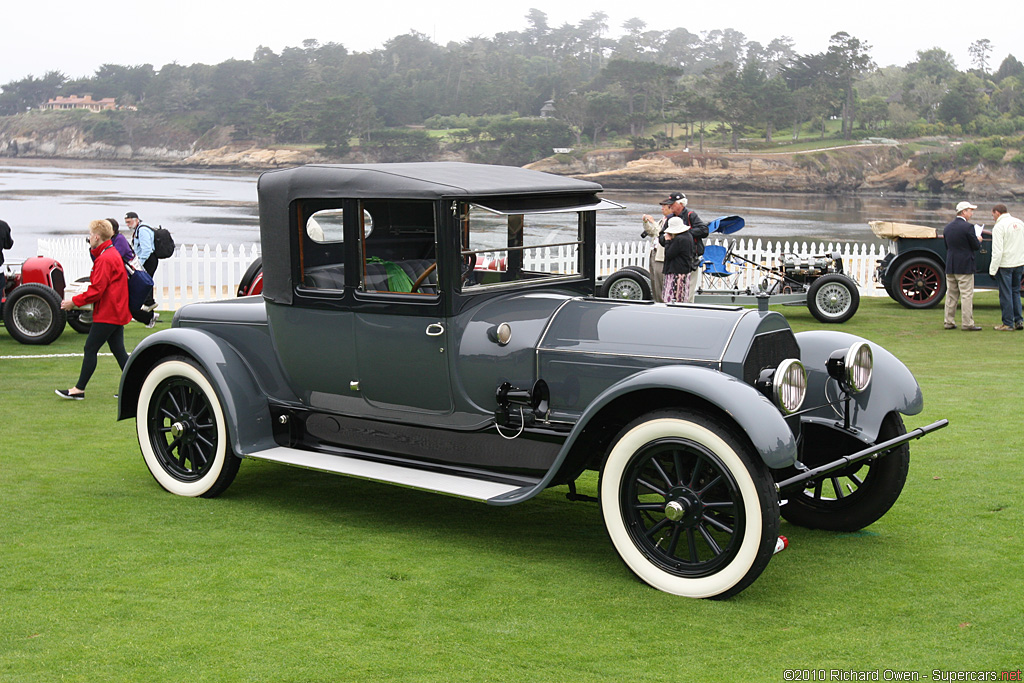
[0,160,963,263]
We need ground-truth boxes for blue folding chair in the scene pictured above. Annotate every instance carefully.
[701,244,742,291]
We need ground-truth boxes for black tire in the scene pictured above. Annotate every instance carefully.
[600,268,653,300]
[893,257,946,309]
[806,273,860,324]
[66,310,93,334]
[781,412,910,532]
[2,283,66,345]
[236,256,263,297]
[66,277,93,334]
[137,357,241,498]
[622,265,653,280]
[599,409,780,599]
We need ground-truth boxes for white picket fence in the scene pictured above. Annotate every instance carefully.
[36,237,889,310]
[37,239,263,309]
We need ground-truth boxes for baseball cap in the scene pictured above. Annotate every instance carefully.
[125,211,139,219]
[955,201,977,213]
[659,192,687,206]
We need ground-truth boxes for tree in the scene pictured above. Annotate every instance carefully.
[903,48,958,123]
[0,71,67,115]
[557,90,588,146]
[938,73,986,127]
[994,54,1024,81]
[968,39,993,76]
[781,53,837,139]
[584,90,626,145]
[599,59,679,137]
[825,32,874,139]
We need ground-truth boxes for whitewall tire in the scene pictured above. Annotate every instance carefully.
[137,358,240,498]
[600,410,779,599]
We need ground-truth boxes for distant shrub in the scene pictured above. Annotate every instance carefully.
[981,147,1006,163]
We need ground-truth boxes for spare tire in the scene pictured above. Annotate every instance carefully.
[600,268,653,301]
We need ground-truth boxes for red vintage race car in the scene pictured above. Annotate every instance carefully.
[2,256,72,344]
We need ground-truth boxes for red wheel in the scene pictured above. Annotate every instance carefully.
[894,257,945,309]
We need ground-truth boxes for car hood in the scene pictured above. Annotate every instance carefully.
[539,299,746,363]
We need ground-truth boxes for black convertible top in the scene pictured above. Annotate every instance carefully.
[257,163,605,304]
[257,162,602,202]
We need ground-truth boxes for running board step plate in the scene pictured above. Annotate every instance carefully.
[244,446,528,502]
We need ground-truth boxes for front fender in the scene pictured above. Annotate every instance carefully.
[118,328,276,455]
[570,365,799,468]
[796,330,923,444]
[490,365,799,506]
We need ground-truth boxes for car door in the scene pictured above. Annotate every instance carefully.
[351,199,453,415]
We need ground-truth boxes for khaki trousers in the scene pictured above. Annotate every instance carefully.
[648,251,664,303]
[944,273,975,327]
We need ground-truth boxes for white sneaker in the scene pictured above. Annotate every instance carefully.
[145,312,160,329]
[141,302,158,312]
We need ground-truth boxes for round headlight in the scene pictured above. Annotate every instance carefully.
[845,342,872,393]
[827,342,873,394]
[772,358,807,414]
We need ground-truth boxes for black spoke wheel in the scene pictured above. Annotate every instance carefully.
[622,439,746,576]
[894,257,945,309]
[600,410,779,599]
[137,358,240,498]
[781,412,910,531]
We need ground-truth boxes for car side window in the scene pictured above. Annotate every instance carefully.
[459,203,583,291]
[357,200,439,297]
[300,208,350,290]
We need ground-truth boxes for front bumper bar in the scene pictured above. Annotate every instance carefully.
[775,419,949,494]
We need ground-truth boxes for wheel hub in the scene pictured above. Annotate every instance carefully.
[169,414,197,446]
[665,487,704,528]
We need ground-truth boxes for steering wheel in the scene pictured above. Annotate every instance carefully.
[411,262,437,293]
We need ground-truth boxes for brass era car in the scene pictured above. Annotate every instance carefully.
[118,163,945,599]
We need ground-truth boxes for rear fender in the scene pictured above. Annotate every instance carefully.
[118,328,276,455]
[796,330,923,444]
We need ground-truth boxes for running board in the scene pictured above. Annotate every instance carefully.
[243,446,533,502]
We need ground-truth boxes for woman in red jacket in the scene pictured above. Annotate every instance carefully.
[56,219,132,400]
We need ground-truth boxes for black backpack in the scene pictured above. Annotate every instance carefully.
[152,225,175,259]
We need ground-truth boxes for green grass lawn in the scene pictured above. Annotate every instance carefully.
[2,297,1022,682]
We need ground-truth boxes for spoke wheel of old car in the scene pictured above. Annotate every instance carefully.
[781,412,910,532]
[2,283,66,345]
[600,410,779,599]
[894,257,946,309]
[806,273,860,324]
[137,357,241,498]
[600,268,653,300]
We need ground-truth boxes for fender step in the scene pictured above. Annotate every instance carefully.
[243,446,539,502]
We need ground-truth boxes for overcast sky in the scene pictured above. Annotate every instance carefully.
[1,0,1014,85]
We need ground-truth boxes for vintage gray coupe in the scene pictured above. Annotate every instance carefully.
[117,163,946,599]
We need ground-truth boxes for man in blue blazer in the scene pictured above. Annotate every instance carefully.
[943,201,984,331]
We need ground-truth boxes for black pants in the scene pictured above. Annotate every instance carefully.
[143,254,158,307]
[76,322,129,391]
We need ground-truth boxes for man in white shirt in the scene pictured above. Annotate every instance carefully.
[988,203,1024,330]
